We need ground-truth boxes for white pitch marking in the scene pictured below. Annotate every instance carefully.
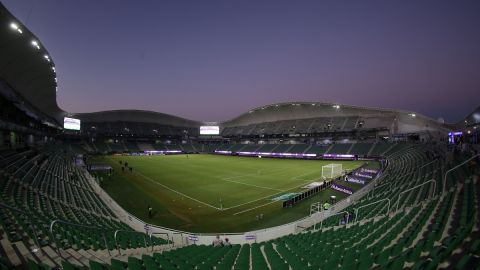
[233,201,277,215]
[133,171,222,211]
[291,169,321,181]
[223,178,315,211]
[221,179,284,191]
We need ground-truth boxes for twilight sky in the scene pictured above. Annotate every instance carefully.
[3,0,479,123]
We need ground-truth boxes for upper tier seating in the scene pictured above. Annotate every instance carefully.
[222,116,375,136]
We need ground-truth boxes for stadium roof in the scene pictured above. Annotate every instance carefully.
[464,106,480,126]
[0,2,62,126]
[72,110,201,127]
[222,101,450,127]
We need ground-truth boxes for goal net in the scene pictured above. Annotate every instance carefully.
[322,164,343,179]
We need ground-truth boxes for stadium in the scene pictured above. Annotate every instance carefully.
[1,1,480,270]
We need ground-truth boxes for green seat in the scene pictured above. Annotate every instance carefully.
[89,260,108,270]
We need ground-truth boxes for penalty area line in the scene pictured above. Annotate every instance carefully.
[221,178,284,192]
[233,201,277,215]
[223,178,313,211]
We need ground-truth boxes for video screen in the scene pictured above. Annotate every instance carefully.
[200,126,219,135]
[64,117,81,130]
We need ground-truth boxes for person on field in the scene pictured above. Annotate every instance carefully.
[148,205,153,218]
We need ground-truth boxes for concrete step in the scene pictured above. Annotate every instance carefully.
[66,248,90,266]
[0,238,21,266]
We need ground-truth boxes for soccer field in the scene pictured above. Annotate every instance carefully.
[94,154,370,232]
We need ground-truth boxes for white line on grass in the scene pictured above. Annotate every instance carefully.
[133,171,222,211]
[291,170,321,181]
[221,179,284,192]
[106,156,218,210]
[218,166,295,192]
[222,166,292,180]
[232,201,278,215]
[224,178,315,212]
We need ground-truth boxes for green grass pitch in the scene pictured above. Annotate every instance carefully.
[94,154,370,233]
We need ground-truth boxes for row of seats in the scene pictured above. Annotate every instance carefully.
[35,179,478,269]
[81,122,198,137]
[68,141,405,157]
[0,148,170,268]
[221,116,362,136]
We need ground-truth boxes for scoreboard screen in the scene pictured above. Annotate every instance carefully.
[64,117,81,130]
[200,126,219,135]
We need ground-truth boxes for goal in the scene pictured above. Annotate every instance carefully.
[322,164,343,179]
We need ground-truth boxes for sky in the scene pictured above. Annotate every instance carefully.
[2,0,479,123]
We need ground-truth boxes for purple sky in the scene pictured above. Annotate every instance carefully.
[3,1,479,123]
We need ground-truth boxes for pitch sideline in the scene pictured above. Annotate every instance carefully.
[134,171,223,211]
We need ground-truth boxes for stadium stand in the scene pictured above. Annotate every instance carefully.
[2,141,476,269]
[349,142,374,156]
[0,148,170,268]
[1,3,479,268]
[326,143,352,154]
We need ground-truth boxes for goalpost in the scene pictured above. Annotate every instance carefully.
[322,164,343,179]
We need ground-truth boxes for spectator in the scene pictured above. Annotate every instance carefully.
[212,235,223,247]
[224,238,231,247]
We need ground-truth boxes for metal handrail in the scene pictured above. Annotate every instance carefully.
[443,154,479,193]
[49,219,111,258]
[317,211,349,230]
[394,158,440,180]
[114,229,149,255]
[394,179,436,212]
[368,177,392,199]
[354,198,390,222]
[151,232,174,248]
[0,203,43,255]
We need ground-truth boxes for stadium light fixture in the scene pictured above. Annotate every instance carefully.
[10,23,23,34]
[44,55,50,62]
[31,40,40,50]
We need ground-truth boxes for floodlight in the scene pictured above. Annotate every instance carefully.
[31,40,40,49]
